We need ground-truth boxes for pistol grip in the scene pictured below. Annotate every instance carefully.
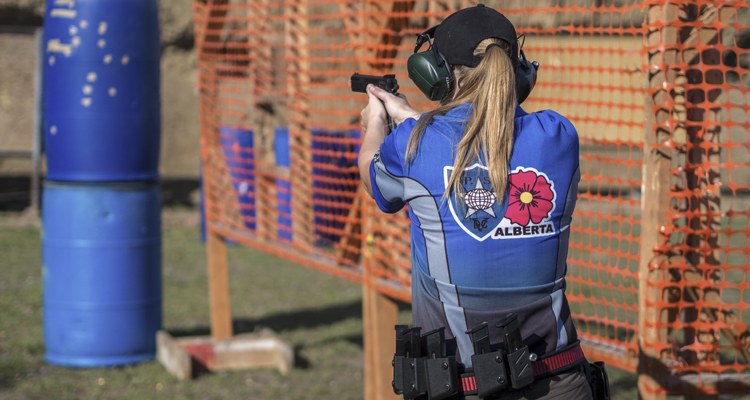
[379,99,396,134]
[386,115,396,134]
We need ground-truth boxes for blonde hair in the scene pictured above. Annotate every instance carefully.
[405,38,517,204]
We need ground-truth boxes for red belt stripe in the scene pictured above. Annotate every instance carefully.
[460,344,584,393]
[461,376,476,392]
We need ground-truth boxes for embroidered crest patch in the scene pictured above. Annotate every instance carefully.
[444,164,557,241]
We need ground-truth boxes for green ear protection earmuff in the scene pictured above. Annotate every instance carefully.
[407,29,540,104]
[407,28,452,101]
[407,51,451,101]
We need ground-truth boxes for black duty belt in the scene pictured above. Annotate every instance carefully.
[392,313,587,400]
[459,342,585,396]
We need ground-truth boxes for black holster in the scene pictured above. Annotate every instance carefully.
[392,313,536,400]
[465,315,533,399]
[392,326,459,400]
[584,361,610,400]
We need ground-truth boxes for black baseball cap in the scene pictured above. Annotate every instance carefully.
[433,4,518,67]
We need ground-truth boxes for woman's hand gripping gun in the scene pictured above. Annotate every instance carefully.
[350,73,399,133]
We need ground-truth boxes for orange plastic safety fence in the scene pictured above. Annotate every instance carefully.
[194,0,750,395]
[640,0,750,395]
[499,1,646,374]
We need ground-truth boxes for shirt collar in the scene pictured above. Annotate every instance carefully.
[515,104,527,117]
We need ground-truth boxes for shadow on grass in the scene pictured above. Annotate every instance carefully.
[167,300,366,339]
[166,301,366,371]
[168,298,411,339]
[292,345,311,369]
[605,364,637,397]
[165,299,412,369]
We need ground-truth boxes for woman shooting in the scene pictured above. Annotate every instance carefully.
[358,5,597,400]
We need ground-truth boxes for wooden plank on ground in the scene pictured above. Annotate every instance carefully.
[206,329,294,374]
[156,329,294,379]
[156,330,193,380]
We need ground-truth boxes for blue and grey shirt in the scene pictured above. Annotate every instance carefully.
[369,103,580,366]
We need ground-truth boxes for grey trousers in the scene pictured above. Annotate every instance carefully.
[463,368,594,400]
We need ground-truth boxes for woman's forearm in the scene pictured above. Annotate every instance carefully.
[358,84,418,198]
[357,122,389,198]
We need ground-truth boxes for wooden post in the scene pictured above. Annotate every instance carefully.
[247,0,279,241]
[363,279,400,400]
[285,0,315,250]
[637,92,671,400]
[207,229,233,339]
[372,1,415,71]
[337,193,363,267]
[638,4,672,399]
[195,0,233,341]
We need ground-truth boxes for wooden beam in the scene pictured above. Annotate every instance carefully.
[338,0,418,71]
[207,229,233,340]
[247,0,277,195]
[194,0,229,59]
[363,278,400,400]
[254,106,279,241]
[637,92,670,400]
[372,1,415,70]
[338,0,367,64]
[638,6,671,399]
[286,0,315,250]
[337,193,364,267]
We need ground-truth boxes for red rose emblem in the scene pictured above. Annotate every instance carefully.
[506,169,555,226]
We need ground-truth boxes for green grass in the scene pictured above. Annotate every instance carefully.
[1,220,643,399]
[0,224,392,399]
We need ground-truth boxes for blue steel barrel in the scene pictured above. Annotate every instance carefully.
[43,0,160,182]
[42,182,162,367]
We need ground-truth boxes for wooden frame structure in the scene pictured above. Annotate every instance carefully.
[187,1,750,398]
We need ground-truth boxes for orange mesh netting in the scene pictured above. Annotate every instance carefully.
[502,1,645,374]
[640,0,750,395]
[194,0,750,394]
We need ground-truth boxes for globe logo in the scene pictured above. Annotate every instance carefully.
[445,165,502,237]
[464,188,496,211]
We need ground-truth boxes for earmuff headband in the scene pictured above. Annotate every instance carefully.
[407,23,538,103]
[413,26,452,79]
[414,26,437,53]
